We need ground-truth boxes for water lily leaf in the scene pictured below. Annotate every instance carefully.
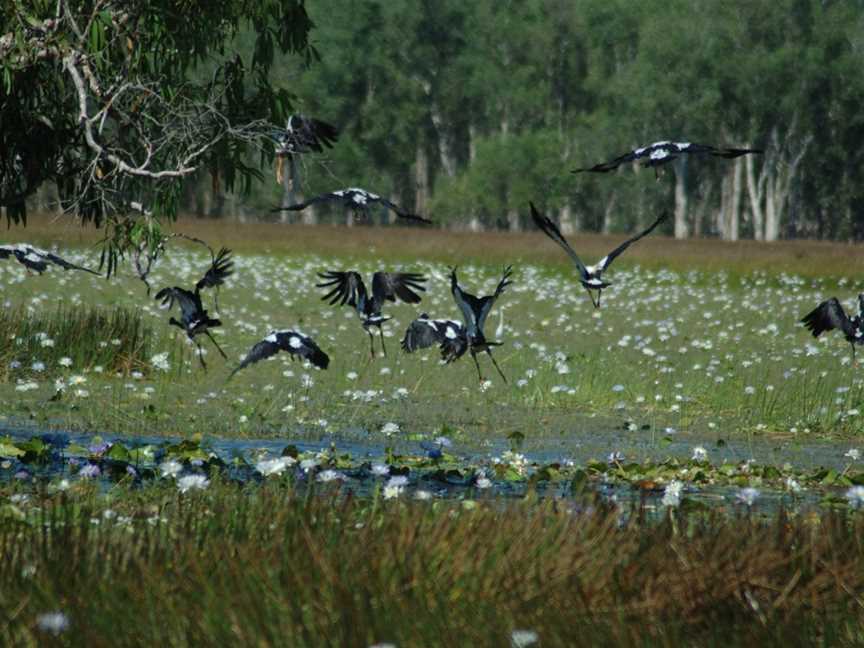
[107,444,131,462]
[0,443,24,458]
[570,469,589,494]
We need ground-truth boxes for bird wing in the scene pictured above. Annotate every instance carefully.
[401,315,448,353]
[572,149,640,173]
[372,272,427,308]
[271,192,343,212]
[530,202,588,279]
[375,197,433,224]
[475,266,513,333]
[40,250,100,275]
[801,298,855,339]
[316,271,365,308]
[195,247,233,292]
[232,330,329,376]
[678,142,764,159]
[154,286,200,315]
[0,245,13,260]
[277,115,339,154]
[596,211,669,273]
[450,268,483,336]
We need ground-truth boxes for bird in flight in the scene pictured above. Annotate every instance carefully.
[401,313,468,363]
[272,188,432,225]
[531,202,667,308]
[573,141,762,176]
[317,270,427,357]
[449,266,513,383]
[231,330,329,378]
[0,243,98,275]
[154,247,233,369]
[272,114,339,185]
[801,295,864,364]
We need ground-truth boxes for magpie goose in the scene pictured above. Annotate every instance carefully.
[573,141,762,175]
[401,313,468,363]
[273,188,432,224]
[154,247,233,369]
[530,202,667,308]
[273,115,339,184]
[449,266,513,382]
[231,330,329,377]
[317,270,427,357]
[802,295,864,363]
[0,244,98,275]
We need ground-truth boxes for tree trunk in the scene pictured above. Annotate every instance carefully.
[414,142,429,218]
[745,150,766,241]
[674,166,688,239]
[602,194,617,234]
[558,204,576,235]
[507,206,521,231]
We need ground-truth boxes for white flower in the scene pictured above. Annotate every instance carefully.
[159,460,183,479]
[785,477,802,493]
[256,456,295,477]
[611,384,625,392]
[476,477,493,489]
[510,629,539,648]
[736,487,760,507]
[691,446,708,462]
[150,352,170,371]
[662,480,683,507]
[386,475,408,489]
[744,385,755,395]
[346,371,358,381]
[31,361,45,372]
[479,379,493,392]
[177,474,209,493]
[371,463,390,476]
[58,356,72,367]
[845,448,861,462]
[36,611,69,635]
[845,486,864,509]
[381,422,400,436]
[383,484,404,499]
[317,469,345,483]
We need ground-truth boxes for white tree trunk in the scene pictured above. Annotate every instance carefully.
[558,204,576,235]
[414,142,429,218]
[745,150,765,241]
[674,168,688,239]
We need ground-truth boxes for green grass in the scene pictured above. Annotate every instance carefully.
[1,480,864,646]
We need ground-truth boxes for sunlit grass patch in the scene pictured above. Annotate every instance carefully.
[0,304,159,380]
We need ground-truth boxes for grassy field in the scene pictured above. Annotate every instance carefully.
[2,215,864,450]
[4,215,864,644]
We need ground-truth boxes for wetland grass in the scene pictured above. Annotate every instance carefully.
[1,482,864,646]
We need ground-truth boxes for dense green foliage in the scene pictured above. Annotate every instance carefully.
[250,0,864,240]
[0,0,314,268]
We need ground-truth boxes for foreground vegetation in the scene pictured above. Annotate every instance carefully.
[2,481,864,646]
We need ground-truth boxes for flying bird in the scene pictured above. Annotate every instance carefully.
[449,266,513,382]
[154,247,233,369]
[317,270,427,357]
[530,202,667,308]
[401,313,468,362]
[273,115,339,185]
[801,295,864,364]
[0,243,98,275]
[573,141,762,176]
[272,188,432,225]
[230,330,329,377]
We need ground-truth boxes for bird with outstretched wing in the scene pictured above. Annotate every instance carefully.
[0,243,99,275]
[231,330,330,377]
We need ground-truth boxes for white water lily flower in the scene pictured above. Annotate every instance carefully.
[662,480,683,507]
[317,469,345,483]
[510,629,539,648]
[736,487,760,507]
[159,460,183,479]
[846,486,864,509]
[36,611,69,635]
[691,446,708,462]
[177,474,209,493]
[256,456,295,477]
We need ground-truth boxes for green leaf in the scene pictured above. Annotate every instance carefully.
[0,443,24,458]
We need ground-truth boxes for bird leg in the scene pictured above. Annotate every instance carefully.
[471,351,484,383]
[852,343,858,368]
[205,330,228,360]
[486,349,508,383]
[586,288,600,309]
[194,339,207,370]
[367,330,376,359]
[378,327,387,357]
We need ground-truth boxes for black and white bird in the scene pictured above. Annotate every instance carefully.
[0,243,98,275]
[573,141,762,176]
[317,270,427,357]
[401,313,468,362]
[273,115,339,185]
[448,266,513,383]
[801,295,864,364]
[273,188,432,225]
[230,330,329,377]
[154,247,233,369]
[530,202,667,308]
